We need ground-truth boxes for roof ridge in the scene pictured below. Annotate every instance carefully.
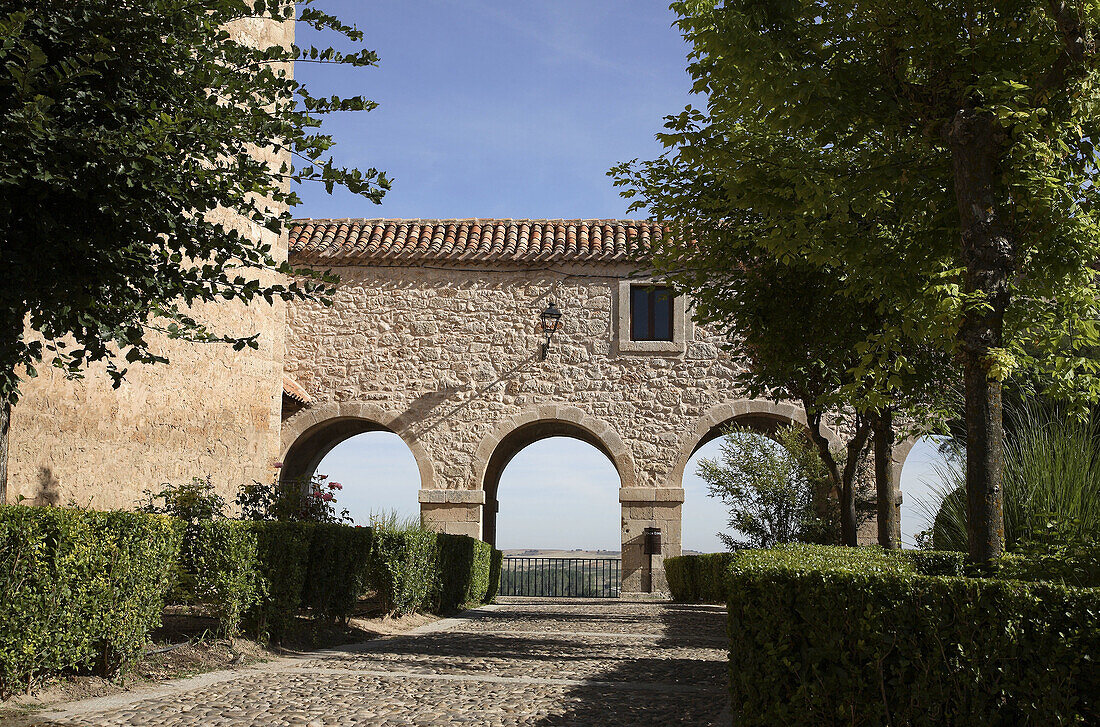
[291,217,662,224]
[288,219,669,266]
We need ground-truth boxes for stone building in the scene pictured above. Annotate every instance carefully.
[280,219,911,593]
[4,210,911,593]
[0,10,911,596]
[5,16,295,511]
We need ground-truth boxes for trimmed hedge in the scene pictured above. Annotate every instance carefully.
[727,544,1100,726]
[177,521,375,636]
[485,547,503,602]
[0,505,180,697]
[184,519,258,636]
[1,504,503,695]
[245,521,314,640]
[666,545,1091,603]
[665,553,737,603]
[367,528,440,616]
[302,524,374,623]
[996,547,1100,588]
[367,530,498,616]
[898,548,967,576]
[435,534,494,612]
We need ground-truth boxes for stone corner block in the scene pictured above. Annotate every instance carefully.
[418,489,486,505]
[619,487,685,504]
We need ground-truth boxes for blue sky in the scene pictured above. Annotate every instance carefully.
[295,2,952,550]
[293,0,695,219]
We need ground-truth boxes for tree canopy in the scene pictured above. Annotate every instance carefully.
[614,0,1100,561]
[0,0,388,402]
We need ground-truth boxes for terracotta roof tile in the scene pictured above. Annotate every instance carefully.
[288,219,668,266]
[282,374,311,405]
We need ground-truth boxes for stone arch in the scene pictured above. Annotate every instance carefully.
[668,399,842,490]
[472,404,635,546]
[889,433,923,529]
[279,401,436,490]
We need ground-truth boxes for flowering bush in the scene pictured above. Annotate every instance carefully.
[138,475,227,522]
[236,471,352,524]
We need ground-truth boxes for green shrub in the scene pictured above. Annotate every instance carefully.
[237,473,352,524]
[996,548,1100,588]
[1,501,495,685]
[179,520,376,635]
[185,520,259,636]
[665,553,737,603]
[727,545,1099,726]
[485,548,503,602]
[302,524,373,623]
[434,534,493,612]
[367,528,439,616]
[0,505,180,697]
[138,476,227,522]
[927,401,1100,552]
[696,425,834,549]
[246,521,313,640]
[899,548,967,576]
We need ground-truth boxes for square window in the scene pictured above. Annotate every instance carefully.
[630,285,674,341]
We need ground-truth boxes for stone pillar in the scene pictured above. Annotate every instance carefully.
[620,487,684,595]
[419,489,485,539]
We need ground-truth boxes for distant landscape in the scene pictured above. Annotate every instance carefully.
[502,549,708,558]
[499,548,709,596]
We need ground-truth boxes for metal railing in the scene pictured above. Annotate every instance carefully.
[499,557,621,598]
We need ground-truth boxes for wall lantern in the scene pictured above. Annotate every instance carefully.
[539,301,562,360]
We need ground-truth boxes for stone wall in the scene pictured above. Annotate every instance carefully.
[4,14,294,510]
[281,262,902,593]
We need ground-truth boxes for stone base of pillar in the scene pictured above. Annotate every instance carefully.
[419,489,486,540]
[620,489,683,596]
[617,591,673,601]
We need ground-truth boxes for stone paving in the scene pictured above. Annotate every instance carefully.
[29,599,729,726]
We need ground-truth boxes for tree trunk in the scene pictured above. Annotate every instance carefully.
[948,108,1011,564]
[840,421,871,546]
[0,306,25,506]
[839,471,857,546]
[873,409,899,549]
[0,398,8,505]
[802,402,870,546]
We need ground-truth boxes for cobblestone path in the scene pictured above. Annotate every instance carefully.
[31,599,729,726]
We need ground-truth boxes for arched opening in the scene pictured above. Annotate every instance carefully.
[281,416,429,524]
[494,437,621,551]
[481,419,627,549]
[681,437,734,553]
[897,434,953,548]
[313,431,422,524]
[675,407,829,553]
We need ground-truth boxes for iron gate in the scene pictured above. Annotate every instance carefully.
[499,557,621,598]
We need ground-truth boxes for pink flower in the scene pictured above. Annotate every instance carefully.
[329,482,343,490]
[322,493,334,502]
[311,491,324,498]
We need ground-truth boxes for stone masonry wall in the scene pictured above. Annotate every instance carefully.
[281,262,897,592]
[5,15,294,510]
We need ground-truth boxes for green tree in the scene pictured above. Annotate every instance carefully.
[0,0,390,497]
[613,0,1100,562]
[607,222,950,545]
[702,259,879,546]
[698,425,832,549]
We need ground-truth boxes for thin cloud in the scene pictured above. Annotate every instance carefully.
[434,0,672,82]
